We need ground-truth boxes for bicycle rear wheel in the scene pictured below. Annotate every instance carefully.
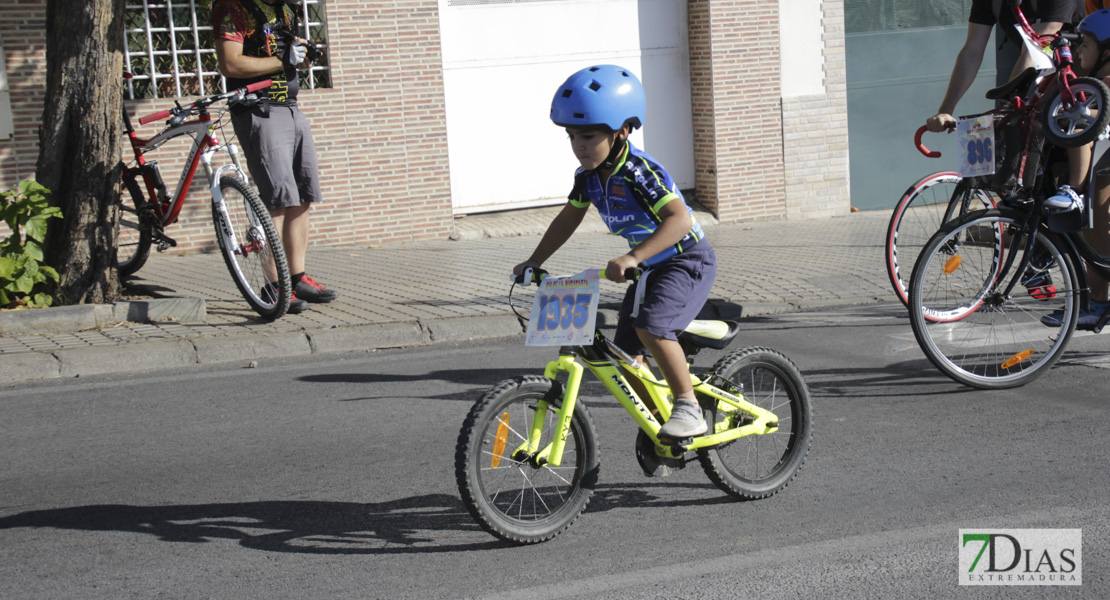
[117,175,153,277]
[213,175,290,320]
[908,210,1079,389]
[697,347,812,499]
[885,172,995,307]
[456,375,599,544]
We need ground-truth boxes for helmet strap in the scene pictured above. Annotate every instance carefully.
[600,135,627,171]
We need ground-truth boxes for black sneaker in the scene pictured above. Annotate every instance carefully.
[294,273,339,303]
[263,283,308,314]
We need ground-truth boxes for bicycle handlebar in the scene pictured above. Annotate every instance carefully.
[138,79,273,125]
[915,122,958,158]
[512,266,643,286]
[914,125,941,158]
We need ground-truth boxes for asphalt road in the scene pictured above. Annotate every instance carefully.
[1,304,1107,599]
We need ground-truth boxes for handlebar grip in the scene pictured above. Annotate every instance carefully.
[139,109,172,125]
[915,125,942,158]
[244,79,272,94]
[625,267,642,281]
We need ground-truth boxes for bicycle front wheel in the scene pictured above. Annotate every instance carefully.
[117,175,153,277]
[697,347,812,499]
[1041,76,1110,148]
[885,172,995,307]
[908,210,1079,389]
[213,176,291,320]
[456,375,599,544]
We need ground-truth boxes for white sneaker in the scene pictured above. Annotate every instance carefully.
[1044,185,1084,212]
[659,401,708,439]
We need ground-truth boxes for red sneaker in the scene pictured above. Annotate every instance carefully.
[294,274,339,303]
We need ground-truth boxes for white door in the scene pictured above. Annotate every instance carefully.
[439,0,694,214]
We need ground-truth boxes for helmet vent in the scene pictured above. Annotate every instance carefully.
[561,89,573,98]
[588,81,602,92]
[573,113,585,119]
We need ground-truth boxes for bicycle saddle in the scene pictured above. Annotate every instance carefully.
[986,67,1038,101]
[678,319,740,350]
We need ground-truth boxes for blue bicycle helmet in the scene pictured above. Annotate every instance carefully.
[550,65,646,132]
[1080,9,1110,45]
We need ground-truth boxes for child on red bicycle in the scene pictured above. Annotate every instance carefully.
[513,65,717,440]
[1046,8,1110,325]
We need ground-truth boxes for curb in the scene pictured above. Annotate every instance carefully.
[0,298,207,335]
[0,314,525,385]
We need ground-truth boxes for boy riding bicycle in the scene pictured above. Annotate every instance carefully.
[513,65,717,440]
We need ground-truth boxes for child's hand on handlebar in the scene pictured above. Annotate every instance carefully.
[606,254,639,283]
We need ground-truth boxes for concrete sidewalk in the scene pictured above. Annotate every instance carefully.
[0,208,896,384]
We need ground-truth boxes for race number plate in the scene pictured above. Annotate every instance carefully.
[525,269,600,346]
[957,116,995,178]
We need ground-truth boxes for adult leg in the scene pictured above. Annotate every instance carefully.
[1086,175,1110,303]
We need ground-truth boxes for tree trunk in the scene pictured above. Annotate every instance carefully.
[38,0,125,306]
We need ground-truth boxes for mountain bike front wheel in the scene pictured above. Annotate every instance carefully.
[885,172,995,308]
[117,175,153,277]
[908,210,1079,389]
[697,347,812,499]
[213,176,291,320]
[456,375,599,544]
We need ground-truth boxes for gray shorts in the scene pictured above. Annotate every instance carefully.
[231,103,323,210]
[614,241,717,356]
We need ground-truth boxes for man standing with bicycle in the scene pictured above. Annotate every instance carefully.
[212,0,338,314]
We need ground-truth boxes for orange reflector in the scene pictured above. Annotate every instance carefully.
[1001,350,1035,370]
[491,412,509,468]
[943,255,962,274]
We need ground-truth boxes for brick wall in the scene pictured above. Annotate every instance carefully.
[0,0,453,254]
[781,0,850,219]
[1,0,850,255]
[689,0,788,223]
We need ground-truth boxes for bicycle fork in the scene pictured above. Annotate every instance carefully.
[203,144,269,258]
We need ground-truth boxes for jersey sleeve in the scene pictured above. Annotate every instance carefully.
[632,162,680,213]
[212,0,250,44]
[568,171,592,208]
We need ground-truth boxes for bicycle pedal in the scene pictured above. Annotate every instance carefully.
[635,430,686,477]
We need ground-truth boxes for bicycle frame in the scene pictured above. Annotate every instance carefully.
[517,332,781,467]
[123,110,248,226]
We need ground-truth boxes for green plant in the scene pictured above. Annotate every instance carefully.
[0,180,61,308]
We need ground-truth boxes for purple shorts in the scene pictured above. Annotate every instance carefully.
[614,241,717,356]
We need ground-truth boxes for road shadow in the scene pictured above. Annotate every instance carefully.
[0,483,728,555]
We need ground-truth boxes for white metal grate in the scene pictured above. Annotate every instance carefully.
[123,0,330,100]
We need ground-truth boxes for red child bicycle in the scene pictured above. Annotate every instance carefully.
[118,75,292,320]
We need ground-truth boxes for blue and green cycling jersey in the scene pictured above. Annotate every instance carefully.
[569,142,705,267]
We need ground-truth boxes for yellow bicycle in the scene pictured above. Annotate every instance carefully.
[455,268,813,544]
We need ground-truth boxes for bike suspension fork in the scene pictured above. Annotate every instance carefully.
[533,353,585,467]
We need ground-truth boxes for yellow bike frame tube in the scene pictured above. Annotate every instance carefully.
[679,383,781,451]
[531,354,584,467]
[582,357,663,434]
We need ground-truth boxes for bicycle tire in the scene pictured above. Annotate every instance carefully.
[885,172,995,308]
[456,375,599,544]
[213,175,291,320]
[697,347,812,499]
[1041,76,1110,148]
[117,175,153,277]
[908,210,1079,389]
